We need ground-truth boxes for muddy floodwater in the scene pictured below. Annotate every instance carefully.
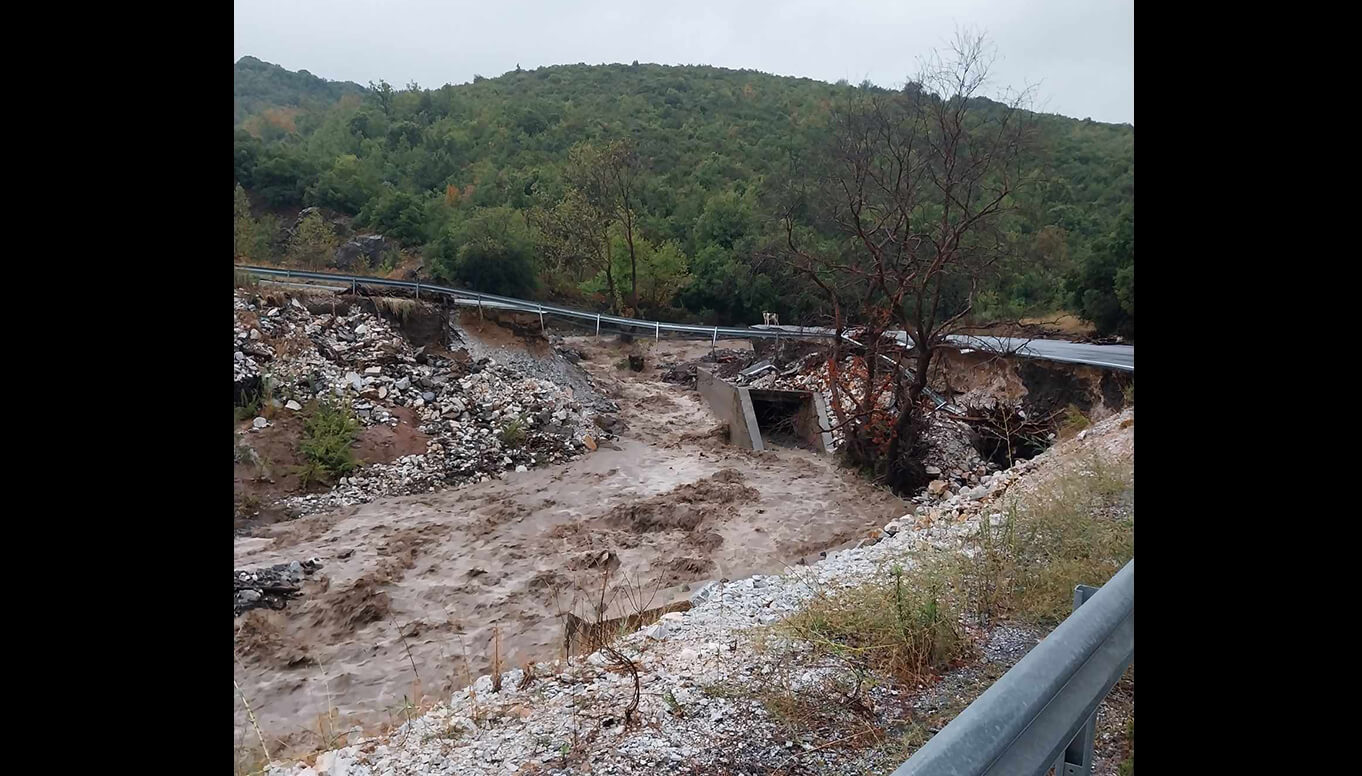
[233,336,907,757]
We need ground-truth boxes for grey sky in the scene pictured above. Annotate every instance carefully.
[234,0,1133,124]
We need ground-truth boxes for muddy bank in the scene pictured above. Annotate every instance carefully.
[233,336,907,758]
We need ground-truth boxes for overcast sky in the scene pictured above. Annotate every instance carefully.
[234,0,1133,124]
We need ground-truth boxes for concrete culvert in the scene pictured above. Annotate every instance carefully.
[746,388,834,452]
[748,390,814,450]
[696,369,834,452]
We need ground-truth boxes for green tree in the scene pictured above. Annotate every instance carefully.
[533,140,641,312]
[1115,264,1133,317]
[429,207,537,297]
[369,79,395,117]
[287,211,339,267]
[308,153,378,213]
[234,184,255,260]
[533,187,620,310]
[1069,206,1133,336]
[635,238,690,312]
[570,140,644,313]
[358,187,427,244]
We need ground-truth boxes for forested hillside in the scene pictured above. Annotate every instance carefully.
[232,59,1133,336]
[233,56,367,126]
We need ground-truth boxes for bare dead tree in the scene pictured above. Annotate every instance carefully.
[775,31,1036,492]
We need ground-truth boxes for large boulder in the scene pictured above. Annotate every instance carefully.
[334,234,390,271]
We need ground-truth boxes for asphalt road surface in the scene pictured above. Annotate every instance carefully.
[756,325,1134,372]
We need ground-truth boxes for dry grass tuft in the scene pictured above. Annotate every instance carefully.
[779,564,965,686]
[373,296,418,323]
[957,455,1134,625]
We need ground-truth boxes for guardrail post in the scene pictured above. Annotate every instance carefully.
[1051,584,1102,776]
[655,321,660,341]
[476,293,483,320]
[415,282,420,301]
[539,305,546,334]
[596,314,601,337]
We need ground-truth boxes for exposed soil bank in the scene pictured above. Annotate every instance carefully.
[234,336,907,757]
[928,346,1131,420]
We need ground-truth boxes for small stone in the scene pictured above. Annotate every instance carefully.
[515,464,528,473]
[927,479,949,496]
[583,435,597,451]
[249,329,261,340]
[252,417,268,429]
[364,366,382,375]
[422,392,436,402]
[396,377,410,391]
[285,400,302,411]
[925,465,942,476]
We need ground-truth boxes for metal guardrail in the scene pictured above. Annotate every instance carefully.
[237,265,828,343]
[235,266,1131,382]
[893,559,1134,776]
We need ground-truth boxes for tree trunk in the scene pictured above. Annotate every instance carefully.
[625,218,638,314]
[604,237,619,315]
[885,342,935,492]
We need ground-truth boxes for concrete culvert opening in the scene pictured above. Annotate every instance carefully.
[749,392,805,448]
[748,389,829,452]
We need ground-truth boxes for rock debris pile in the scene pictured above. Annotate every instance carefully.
[233,289,616,514]
[233,559,321,616]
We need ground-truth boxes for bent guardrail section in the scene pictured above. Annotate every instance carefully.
[892,559,1133,776]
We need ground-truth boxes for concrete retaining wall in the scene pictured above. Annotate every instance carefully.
[696,368,764,450]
